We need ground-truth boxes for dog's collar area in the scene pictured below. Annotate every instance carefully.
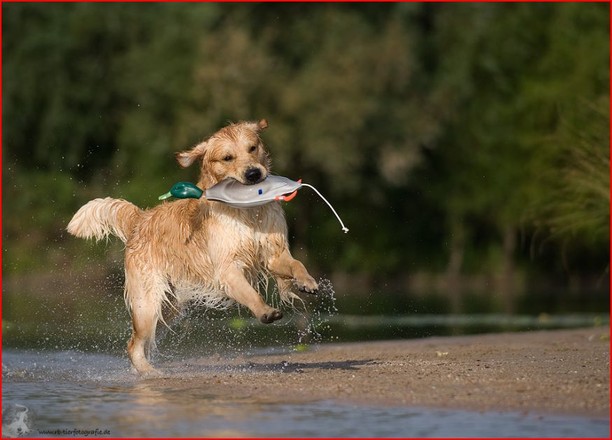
[159,175,349,233]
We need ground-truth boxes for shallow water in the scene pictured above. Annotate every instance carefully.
[2,349,609,438]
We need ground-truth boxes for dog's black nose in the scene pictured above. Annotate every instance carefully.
[245,168,263,184]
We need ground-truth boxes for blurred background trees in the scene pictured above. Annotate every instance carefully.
[3,3,609,315]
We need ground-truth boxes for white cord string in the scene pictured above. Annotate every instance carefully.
[300,183,349,233]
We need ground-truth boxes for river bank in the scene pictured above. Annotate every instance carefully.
[154,327,610,418]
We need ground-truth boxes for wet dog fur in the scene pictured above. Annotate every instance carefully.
[67,119,318,375]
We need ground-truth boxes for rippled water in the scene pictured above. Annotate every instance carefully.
[2,349,608,438]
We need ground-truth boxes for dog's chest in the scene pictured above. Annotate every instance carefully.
[209,204,287,261]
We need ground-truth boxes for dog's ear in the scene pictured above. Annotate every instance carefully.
[257,119,268,131]
[176,141,207,168]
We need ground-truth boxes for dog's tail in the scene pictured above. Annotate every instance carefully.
[67,198,142,244]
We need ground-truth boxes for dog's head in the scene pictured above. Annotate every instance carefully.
[177,119,271,188]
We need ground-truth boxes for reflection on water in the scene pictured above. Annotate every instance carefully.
[3,284,609,357]
[4,305,608,357]
[2,349,609,438]
[4,281,609,352]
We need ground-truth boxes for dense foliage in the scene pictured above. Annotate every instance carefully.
[3,3,609,311]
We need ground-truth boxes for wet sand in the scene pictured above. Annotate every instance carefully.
[155,327,610,418]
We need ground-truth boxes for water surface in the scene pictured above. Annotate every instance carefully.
[2,349,608,438]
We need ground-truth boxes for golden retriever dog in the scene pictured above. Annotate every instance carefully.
[67,119,318,375]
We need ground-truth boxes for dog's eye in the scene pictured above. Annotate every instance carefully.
[223,155,234,162]
[249,145,257,153]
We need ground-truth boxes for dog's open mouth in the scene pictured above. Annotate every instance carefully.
[232,176,266,186]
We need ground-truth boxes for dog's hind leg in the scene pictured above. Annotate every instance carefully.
[221,263,283,324]
[124,268,165,376]
[127,298,160,376]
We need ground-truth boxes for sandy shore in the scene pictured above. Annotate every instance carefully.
[158,327,610,417]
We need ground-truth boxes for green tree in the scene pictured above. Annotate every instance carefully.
[416,3,609,311]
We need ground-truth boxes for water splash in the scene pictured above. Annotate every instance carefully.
[295,278,339,346]
[151,277,340,362]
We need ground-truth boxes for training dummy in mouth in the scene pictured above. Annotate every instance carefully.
[159,175,349,233]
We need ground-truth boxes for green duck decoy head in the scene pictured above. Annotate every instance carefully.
[158,182,203,200]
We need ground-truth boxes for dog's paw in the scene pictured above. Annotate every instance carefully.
[260,309,283,324]
[137,367,164,379]
[296,276,319,295]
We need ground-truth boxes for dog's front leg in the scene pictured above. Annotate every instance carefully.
[221,263,283,323]
[268,249,319,294]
